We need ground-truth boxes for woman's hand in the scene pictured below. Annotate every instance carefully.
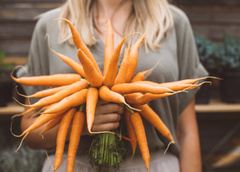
[83,99,124,135]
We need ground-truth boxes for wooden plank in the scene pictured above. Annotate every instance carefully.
[0,102,24,115]
[192,24,240,42]
[0,4,60,21]
[0,40,30,57]
[0,22,35,39]
[173,0,240,7]
[3,56,28,65]
[0,0,63,3]
[182,7,240,24]
[196,98,240,113]
[180,7,240,41]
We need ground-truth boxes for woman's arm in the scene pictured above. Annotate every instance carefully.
[21,99,123,150]
[20,99,60,150]
[177,97,202,172]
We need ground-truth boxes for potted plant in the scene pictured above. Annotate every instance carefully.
[0,50,15,107]
[194,33,223,104]
[218,33,240,103]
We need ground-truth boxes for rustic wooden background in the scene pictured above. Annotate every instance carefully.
[173,0,240,43]
[0,0,63,57]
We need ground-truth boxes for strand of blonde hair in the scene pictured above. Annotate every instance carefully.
[58,0,174,50]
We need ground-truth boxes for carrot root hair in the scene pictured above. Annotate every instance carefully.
[11,107,36,121]
[45,151,54,171]
[123,102,141,112]
[46,33,57,55]
[15,85,29,98]
[15,132,29,152]
[12,97,32,107]
[11,65,27,82]
[164,140,175,155]
[10,109,37,138]
[144,58,161,79]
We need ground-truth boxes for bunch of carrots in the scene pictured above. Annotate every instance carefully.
[11,18,212,172]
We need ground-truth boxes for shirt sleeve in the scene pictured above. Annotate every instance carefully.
[174,9,208,114]
[16,16,50,103]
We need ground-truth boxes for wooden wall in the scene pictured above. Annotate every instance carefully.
[0,0,63,57]
[173,0,240,42]
[1,0,240,57]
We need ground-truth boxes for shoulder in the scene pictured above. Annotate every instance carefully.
[169,5,191,30]
[34,8,61,32]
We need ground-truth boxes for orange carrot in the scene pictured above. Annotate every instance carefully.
[67,111,85,172]
[77,49,103,87]
[125,92,177,105]
[51,49,86,78]
[43,89,88,114]
[130,112,150,171]
[103,19,114,76]
[124,93,143,104]
[130,59,160,83]
[12,73,81,87]
[103,34,131,88]
[111,82,173,94]
[130,70,148,83]
[17,109,67,138]
[54,108,77,171]
[46,33,86,78]
[134,104,174,142]
[183,81,210,91]
[135,77,212,92]
[40,113,64,134]
[114,48,130,85]
[99,85,124,103]
[26,80,88,108]
[54,18,101,75]
[173,76,215,85]
[137,92,177,104]
[99,86,138,111]
[124,109,137,157]
[138,81,195,92]
[86,87,98,133]
[125,33,145,83]
[18,85,68,98]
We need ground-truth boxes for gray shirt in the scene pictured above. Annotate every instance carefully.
[17,7,208,157]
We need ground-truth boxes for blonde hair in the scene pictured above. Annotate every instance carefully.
[58,0,174,50]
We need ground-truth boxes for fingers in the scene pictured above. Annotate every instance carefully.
[96,102,124,115]
[91,122,120,132]
[90,102,124,132]
[94,113,121,124]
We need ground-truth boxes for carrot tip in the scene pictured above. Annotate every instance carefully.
[10,115,27,138]
[15,85,29,98]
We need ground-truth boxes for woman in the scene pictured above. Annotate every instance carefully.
[18,0,207,171]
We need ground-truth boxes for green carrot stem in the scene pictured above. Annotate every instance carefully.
[78,103,86,112]
[125,104,135,114]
